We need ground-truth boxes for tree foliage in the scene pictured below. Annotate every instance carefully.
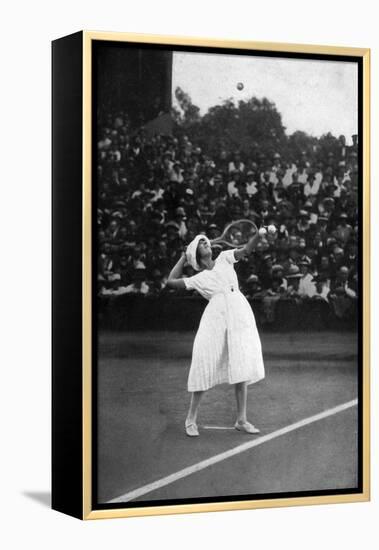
[172,88,343,161]
[173,91,287,157]
[285,131,318,160]
[173,86,201,126]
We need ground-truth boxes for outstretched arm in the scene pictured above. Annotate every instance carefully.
[166,253,186,289]
[233,231,260,261]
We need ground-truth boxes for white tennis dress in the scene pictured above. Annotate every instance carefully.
[184,249,265,392]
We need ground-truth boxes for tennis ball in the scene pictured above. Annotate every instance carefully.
[236,82,244,91]
[267,224,277,234]
[258,227,267,236]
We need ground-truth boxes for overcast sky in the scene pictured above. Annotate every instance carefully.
[172,52,358,144]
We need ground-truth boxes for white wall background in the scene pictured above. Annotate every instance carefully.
[0,1,377,548]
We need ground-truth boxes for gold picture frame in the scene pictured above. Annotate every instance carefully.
[52,31,370,520]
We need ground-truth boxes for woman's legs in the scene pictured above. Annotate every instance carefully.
[186,391,205,425]
[234,381,260,433]
[234,382,248,424]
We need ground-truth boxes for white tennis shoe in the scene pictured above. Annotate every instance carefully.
[234,421,260,434]
[185,421,199,437]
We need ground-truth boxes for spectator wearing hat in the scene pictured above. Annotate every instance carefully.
[141,210,161,239]
[148,268,166,296]
[259,199,274,225]
[207,223,221,241]
[330,266,356,297]
[207,171,223,192]
[284,265,303,298]
[164,221,183,254]
[244,274,263,300]
[328,266,357,319]
[317,214,329,236]
[333,173,349,198]
[204,199,217,224]
[149,179,165,203]
[335,213,353,244]
[98,242,114,280]
[314,162,324,185]
[210,198,227,229]
[117,255,132,286]
[168,161,184,184]
[272,152,282,169]
[241,198,259,222]
[335,187,356,217]
[228,152,245,174]
[329,245,345,278]
[298,259,316,298]
[124,264,150,295]
[227,170,242,198]
[173,207,188,239]
[131,180,149,200]
[316,255,332,287]
[272,178,288,205]
[320,197,336,218]
[272,264,287,291]
[297,165,308,185]
[105,218,121,242]
[297,236,308,256]
[304,243,318,265]
[153,199,168,224]
[258,253,274,289]
[281,242,298,272]
[213,149,227,173]
[111,225,127,250]
[303,197,319,225]
[287,179,303,203]
[304,173,321,197]
[344,241,358,275]
[261,276,283,324]
[297,210,311,235]
[161,150,174,173]
[149,239,170,274]
[282,163,297,188]
[311,275,330,302]
[260,170,275,195]
[245,171,259,197]
[98,129,112,151]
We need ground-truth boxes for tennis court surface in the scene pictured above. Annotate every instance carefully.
[97,331,358,504]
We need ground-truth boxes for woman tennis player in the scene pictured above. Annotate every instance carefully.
[167,229,265,437]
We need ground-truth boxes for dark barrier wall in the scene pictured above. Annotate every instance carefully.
[98,295,357,332]
[95,42,172,124]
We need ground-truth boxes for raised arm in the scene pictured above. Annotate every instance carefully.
[233,231,260,261]
[166,252,186,289]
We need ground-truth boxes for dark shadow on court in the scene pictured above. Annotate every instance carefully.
[23,491,51,507]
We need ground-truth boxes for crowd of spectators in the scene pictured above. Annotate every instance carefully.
[97,110,359,323]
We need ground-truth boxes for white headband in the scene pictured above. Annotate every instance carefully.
[186,234,211,271]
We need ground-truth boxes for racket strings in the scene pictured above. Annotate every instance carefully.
[214,219,257,247]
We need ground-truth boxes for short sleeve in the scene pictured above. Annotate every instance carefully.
[219,249,239,264]
[183,276,195,290]
[183,271,206,291]
[183,271,209,298]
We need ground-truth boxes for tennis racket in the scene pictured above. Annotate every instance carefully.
[211,219,258,248]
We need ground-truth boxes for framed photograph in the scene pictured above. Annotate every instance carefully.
[52,31,370,520]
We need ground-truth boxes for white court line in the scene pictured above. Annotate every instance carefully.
[202,426,235,430]
[108,399,358,504]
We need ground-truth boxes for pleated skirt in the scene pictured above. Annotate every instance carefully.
[187,290,265,392]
